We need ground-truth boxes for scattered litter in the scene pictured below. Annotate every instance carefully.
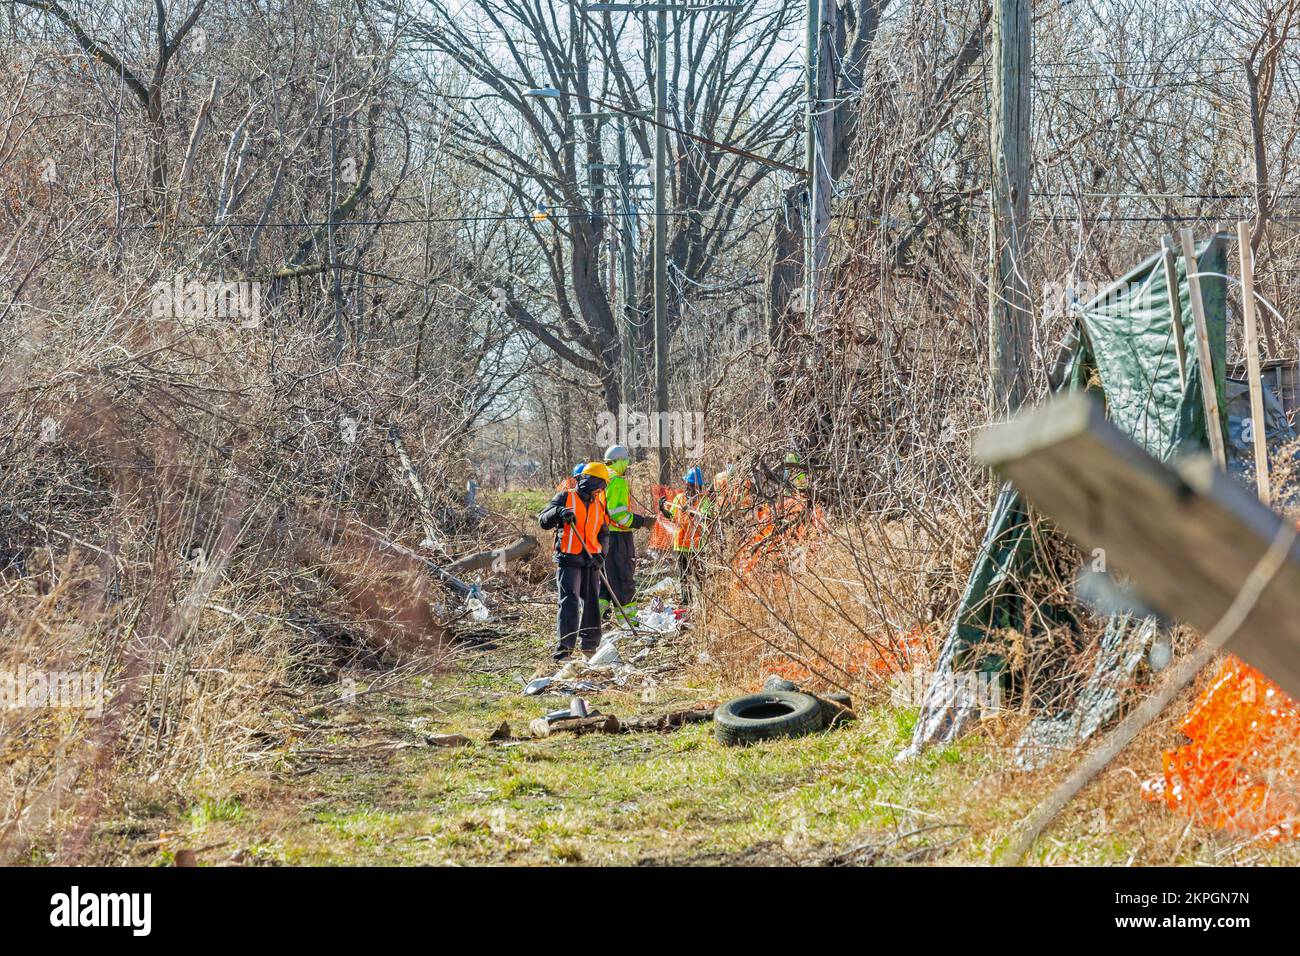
[586,639,622,666]
[645,577,678,598]
[463,596,490,622]
[635,609,679,634]
[487,721,513,741]
[570,696,589,718]
[523,676,553,696]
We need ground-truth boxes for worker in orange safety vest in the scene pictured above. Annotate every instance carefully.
[539,461,611,661]
[657,466,712,605]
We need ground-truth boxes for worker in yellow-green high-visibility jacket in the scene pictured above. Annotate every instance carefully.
[598,445,651,624]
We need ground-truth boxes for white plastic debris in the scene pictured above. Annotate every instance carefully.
[524,676,553,696]
[635,609,678,634]
[645,576,678,598]
[585,640,622,667]
[464,597,490,622]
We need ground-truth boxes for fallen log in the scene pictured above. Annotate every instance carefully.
[444,535,538,575]
[529,714,620,737]
[619,707,715,733]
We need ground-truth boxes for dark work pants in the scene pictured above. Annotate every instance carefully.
[677,550,704,605]
[556,562,601,657]
[601,531,636,608]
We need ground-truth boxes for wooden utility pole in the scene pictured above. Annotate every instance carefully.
[1177,228,1228,469]
[589,2,740,485]
[804,0,833,324]
[653,3,670,484]
[1160,236,1188,390]
[988,0,1032,415]
[617,122,639,412]
[1237,220,1271,504]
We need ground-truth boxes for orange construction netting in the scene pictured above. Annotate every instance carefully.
[645,483,680,551]
[761,623,941,687]
[731,496,828,579]
[1141,655,1300,842]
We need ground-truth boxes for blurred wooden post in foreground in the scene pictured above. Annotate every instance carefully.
[974,393,1300,700]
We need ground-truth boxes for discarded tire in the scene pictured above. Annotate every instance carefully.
[714,691,824,746]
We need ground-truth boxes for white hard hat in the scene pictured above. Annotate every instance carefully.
[604,444,630,462]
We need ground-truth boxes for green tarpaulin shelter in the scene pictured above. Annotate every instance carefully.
[901,236,1229,758]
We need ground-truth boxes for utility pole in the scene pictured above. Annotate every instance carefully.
[589,2,740,485]
[617,122,639,412]
[804,0,832,324]
[988,0,1032,415]
[654,4,670,485]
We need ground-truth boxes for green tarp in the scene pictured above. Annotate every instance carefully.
[903,236,1228,755]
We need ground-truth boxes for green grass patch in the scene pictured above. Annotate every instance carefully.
[187,795,244,828]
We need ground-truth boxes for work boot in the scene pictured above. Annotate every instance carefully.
[552,648,574,663]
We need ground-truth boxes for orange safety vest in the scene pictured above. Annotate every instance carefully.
[558,488,607,556]
[670,492,708,552]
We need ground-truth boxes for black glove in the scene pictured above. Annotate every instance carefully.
[657,497,671,518]
[559,507,577,525]
[590,553,605,569]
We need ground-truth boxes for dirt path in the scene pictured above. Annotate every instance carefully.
[92,605,1202,866]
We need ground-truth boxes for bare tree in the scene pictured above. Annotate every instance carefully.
[402,0,800,411]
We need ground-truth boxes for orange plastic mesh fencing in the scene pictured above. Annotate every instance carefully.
[1141,655,1300,841]
[731,497,828,580]
[760,624,941,688]
[646,484,680,551]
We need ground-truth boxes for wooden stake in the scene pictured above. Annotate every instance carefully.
[1237,220,1272,504]
[1160,235,1188,389]
[1178,228,1227,468]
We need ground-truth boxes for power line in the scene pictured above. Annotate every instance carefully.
[99,207,782,232]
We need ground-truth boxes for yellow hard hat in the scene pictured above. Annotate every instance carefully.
[581,461,611,482]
